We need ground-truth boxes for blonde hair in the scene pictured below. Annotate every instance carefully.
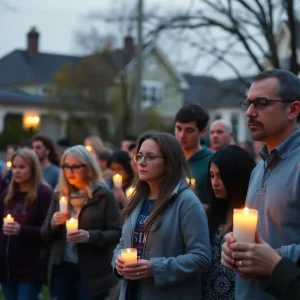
[84,136,105,152]
[57,145,105,198]
[5,148,46,206]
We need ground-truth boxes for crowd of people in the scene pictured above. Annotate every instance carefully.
[0,69,299,300]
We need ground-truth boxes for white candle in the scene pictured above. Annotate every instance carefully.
[3,214,14,224]
[125,187,135,198]
[66,218,78,234]
[233,207,258,242]
[121,248,137,264]
[113,174,123,188]
[59,196,68,212]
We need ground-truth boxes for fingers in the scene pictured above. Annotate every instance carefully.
[221,242,235,267]
[224,232,235,244]
[3,223,19,235]
[230,242,254,252]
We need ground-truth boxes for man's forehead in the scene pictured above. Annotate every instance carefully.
[248,77,279,99]
[175,121,197,128]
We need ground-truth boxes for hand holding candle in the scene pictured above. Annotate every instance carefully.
[233,207,258,242]
[113,174,123,189]
[3,214,20,236]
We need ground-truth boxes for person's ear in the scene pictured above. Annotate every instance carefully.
[288,101,300,121]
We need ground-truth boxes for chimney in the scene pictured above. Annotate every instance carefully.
[27,27,39,56]
[123,36,135,66]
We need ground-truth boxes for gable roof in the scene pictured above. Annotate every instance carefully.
[0,50,80,86]
[183,74,251,109]
[0,88,82,108]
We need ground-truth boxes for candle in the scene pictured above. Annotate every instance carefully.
[125,187,135,198]
[121,248,137,264]
[113,174,123,188]
[186,177,196,190]
[59,196,68,212]
[3,214,14,224]
[233,207,258,242]
[85,145,92,152]
[6,161,12,169]
[66,218,78,234]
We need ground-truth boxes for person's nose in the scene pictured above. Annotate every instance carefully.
[246,103,258,119]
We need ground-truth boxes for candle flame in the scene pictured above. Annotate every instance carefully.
[69,218,75,222]
[115,174,121,178]
[244,207,249,214]
[6,161,12,168]
[85,145,92,152]
[61,196,66,201]
[7,214,11,219]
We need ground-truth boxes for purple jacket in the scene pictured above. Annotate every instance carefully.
[0,184,53,282]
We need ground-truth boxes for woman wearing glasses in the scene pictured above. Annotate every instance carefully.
[112,131,211,300]
[41,145,122,300]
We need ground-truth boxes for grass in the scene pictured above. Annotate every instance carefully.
[0,286,49,299]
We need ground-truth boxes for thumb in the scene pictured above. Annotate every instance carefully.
[255,230,265,244]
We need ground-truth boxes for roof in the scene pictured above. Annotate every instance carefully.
[0,50,80,86]
[183,74,252,109]
[0,88,82,108]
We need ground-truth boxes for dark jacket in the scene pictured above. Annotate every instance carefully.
[0,184,53,282]
[41,183,122,296]
[266,258,300,300]
[188,147,214,204]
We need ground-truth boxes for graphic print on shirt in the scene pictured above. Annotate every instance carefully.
[133,199,155,259]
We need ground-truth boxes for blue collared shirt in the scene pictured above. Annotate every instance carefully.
[236,128,300,300]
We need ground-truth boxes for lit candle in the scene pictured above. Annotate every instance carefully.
[113,174,123,188]
[6,161,12,169]
[186,177,196,190]
[125,187,135,198]
[233,207,258,242]
[121,248,137,264]
[59,196,68,212]
[3,214,14,225]
[66,218,78,234]
[85,145,92,152]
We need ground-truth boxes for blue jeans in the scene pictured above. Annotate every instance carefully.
[50,261,106,300]
[1,281,42,300]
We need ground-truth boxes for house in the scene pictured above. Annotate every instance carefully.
[264,20,300,71]
[0,27,188,141]
[184,74,252,143]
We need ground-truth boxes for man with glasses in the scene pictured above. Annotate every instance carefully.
[221,69,300,300]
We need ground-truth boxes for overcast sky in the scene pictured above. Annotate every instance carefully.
[0,0,256,79]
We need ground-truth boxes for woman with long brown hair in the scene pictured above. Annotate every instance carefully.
[0,148,53,300]
[112,131,211,300]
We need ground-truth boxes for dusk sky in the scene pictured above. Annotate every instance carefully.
[0,0,258,79]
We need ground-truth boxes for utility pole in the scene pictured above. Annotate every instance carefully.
[135,0,143,134]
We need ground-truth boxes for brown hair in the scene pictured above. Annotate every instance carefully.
[5,148,46,206]
[122,131,191,233]
[32,135,60,166]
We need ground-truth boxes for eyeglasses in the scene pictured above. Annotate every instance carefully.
[240,98,297,111]
[61,164,86,172]
[134,153,164,163]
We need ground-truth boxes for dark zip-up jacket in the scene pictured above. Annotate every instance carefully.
[41,183,122,296]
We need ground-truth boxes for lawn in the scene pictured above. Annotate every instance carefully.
[0,286,49,299]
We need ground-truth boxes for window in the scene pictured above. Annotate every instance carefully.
[231,114,239,140]
[141,81,163,107]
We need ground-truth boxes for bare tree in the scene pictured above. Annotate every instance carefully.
[148,0,300,77]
